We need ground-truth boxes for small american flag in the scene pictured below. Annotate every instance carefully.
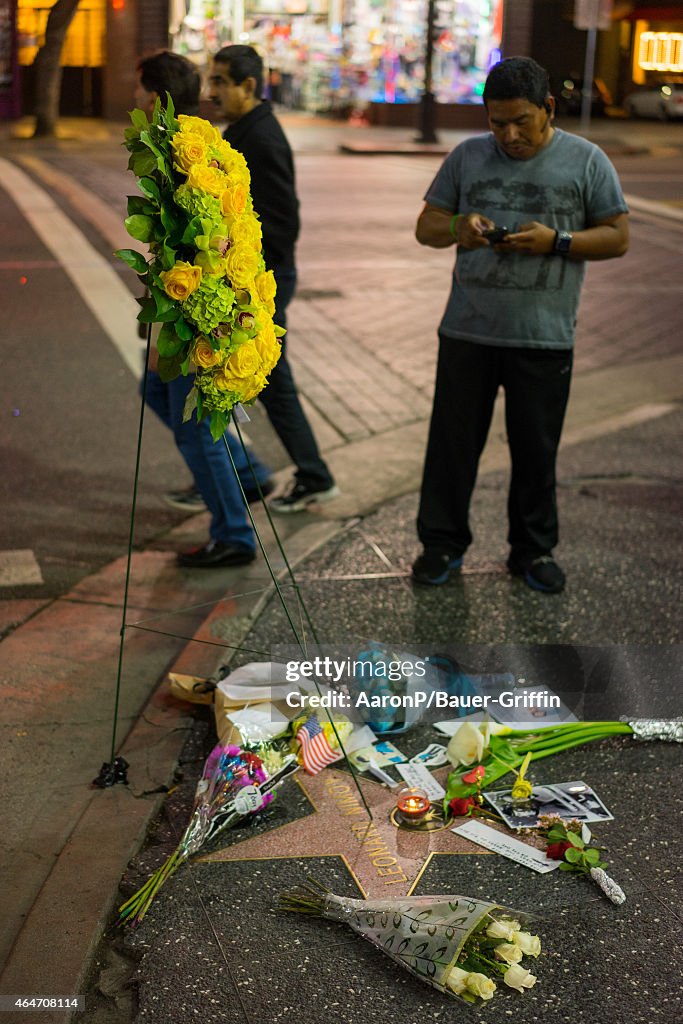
[295,714,343,774]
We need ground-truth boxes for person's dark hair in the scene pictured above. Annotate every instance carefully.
[137,50,201,115]
[483,57,550,109]
[213,44,264,98]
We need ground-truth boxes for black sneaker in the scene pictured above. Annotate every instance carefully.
[270,480,340,514]
[412,549,464,586]
[163,486,206,512]
[508,554,566,594]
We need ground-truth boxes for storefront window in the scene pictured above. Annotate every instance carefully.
[17,0,105,68]
[170,0,503,111]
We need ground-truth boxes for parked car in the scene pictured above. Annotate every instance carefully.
[623,83,683,120]
[555,76,612,117]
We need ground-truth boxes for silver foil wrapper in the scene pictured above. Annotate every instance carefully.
[590,867,626,905]
[628,719,683,742]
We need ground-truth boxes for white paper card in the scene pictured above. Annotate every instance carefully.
[452,819,560,874]
[226,704,290,742]
[396,762,446,801]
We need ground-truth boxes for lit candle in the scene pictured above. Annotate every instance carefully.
[396,786,430,821]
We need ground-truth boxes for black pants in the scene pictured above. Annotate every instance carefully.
[259,269,334,490]
[417,336,573,561]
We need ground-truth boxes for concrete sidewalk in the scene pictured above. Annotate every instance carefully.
[0,112,681,1022]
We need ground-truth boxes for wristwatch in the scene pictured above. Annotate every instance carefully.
[553,230,573,255]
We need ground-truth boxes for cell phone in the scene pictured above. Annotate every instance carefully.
[482,225,510,244]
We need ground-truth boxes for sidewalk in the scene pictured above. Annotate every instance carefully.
[0,111,681,1023]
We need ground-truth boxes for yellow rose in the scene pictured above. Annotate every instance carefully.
[187,164,229,197]
[254,321,281,374]
[215,141,250,182]
[253,270,277,304]
[159,261,202,302]
[225,341,261,379]
[221,184,248,218]
[239,372,267,402]
[177,116,222,146]
[224,243,260,290]
[255,297,276,319]
[171,132,207,174]
[229,214,262,250]
[191,336,222,368]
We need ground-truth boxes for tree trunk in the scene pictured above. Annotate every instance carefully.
[32,0,81,137]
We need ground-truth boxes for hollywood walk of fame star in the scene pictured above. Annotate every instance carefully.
[198,766,493,897]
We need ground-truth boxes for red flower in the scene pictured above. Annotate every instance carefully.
[449,796,477,817]
[546,840,572,860]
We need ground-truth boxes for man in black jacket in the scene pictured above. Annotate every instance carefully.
[209,45,338,513]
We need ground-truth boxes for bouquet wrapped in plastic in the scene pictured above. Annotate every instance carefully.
[120,743,298,925]
[280,879,541,1004]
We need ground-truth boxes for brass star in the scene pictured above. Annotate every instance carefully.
[198,767,492,897]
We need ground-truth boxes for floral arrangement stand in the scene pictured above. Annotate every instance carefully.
[98,99,373,819]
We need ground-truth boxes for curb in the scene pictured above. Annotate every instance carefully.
[0,510,348,1021]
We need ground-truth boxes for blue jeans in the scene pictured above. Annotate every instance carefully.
[144,371,270,551]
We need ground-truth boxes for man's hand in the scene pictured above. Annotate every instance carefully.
[416,205,495,249]
[502,221,556,254]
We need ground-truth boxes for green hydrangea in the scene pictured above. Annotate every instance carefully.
[174,184,222,224]
[183,277,236,334]
[195,372,235,414]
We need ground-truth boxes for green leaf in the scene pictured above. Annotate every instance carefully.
[114,249,148,274]
[564,846,582,863]
[130,107,150,132]
[160,204,183,237]
[129,149,157,178]
[127,195,154,217]
[174,317,193,341]
[182,385,199,424]
[584,848,601,864]
[162,93,177,128]
[157,352,184,383]
[138,176,161,202]
[181,217,202,245]
[559,862,578,871]
[156,307,181,323]
[209,408,228,441]
[160,244,176,271]
[150,285,175,316]
[136,298,158,324]
[125,214,155,243]
[567,832,585,849]
[157,322,186,358]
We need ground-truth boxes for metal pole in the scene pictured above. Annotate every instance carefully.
[580,25,598,133]
[416,0,438,144]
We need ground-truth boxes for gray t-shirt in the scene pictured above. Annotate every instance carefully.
[424,128,628,348]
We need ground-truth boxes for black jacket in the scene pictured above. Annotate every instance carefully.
[223,102,300,273]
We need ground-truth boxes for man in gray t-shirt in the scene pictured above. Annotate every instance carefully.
[412,57,628,593]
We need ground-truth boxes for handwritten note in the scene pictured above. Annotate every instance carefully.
[452,819,560,874]
[396,762,446,801]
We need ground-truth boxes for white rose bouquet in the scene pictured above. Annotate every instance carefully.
[279,879,541,1005]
